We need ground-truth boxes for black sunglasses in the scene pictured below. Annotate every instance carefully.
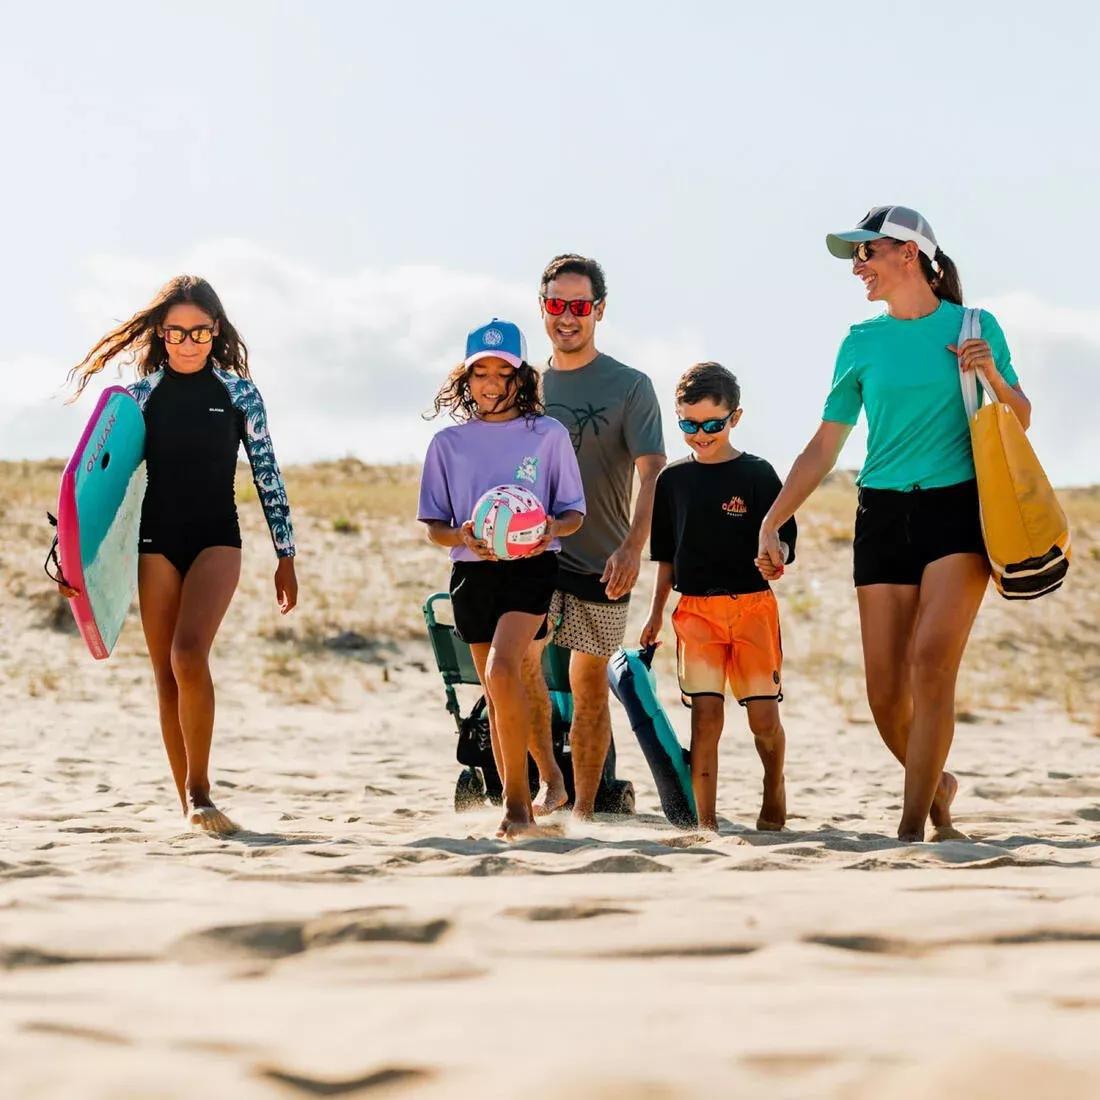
[678,413,733,435]
[852,238,908,263]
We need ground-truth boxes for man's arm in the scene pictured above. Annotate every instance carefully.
[601,453,666,600]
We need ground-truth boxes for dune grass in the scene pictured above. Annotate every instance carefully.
[3,460,1097,723]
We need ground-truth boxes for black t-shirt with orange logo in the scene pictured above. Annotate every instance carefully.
[650,453,798,596]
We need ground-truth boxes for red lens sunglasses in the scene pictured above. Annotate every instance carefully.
[541,296,602,317]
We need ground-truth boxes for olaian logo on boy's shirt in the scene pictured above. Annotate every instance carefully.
[515,456,538,483]
[722,495,748,516]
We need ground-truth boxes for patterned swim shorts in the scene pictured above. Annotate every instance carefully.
[548,590,630,659]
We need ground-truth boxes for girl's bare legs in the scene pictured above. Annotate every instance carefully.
[139,548,240,832]
[689,695,724,832]
[470,611,550,839]
[138,556,187,811]
[520,638,568,815]
[745,699,786,830]
[899,553,989,841]
[171,547,241,829]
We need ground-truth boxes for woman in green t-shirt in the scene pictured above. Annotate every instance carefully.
[757,206,1032,844]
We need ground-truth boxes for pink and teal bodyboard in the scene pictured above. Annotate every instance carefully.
[57,387,146,659]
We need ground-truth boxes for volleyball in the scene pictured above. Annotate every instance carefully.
[471,485,547,559]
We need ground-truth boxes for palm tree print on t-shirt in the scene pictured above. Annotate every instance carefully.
[546,402,611,454]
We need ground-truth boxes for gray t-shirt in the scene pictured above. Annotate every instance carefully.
[542,352,665,577]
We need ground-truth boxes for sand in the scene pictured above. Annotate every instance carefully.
[2,461,1099,1098]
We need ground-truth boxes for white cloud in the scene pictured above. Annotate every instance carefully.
[1,246,1094,488]
[983,293,1100,487]
[1,240,702,468]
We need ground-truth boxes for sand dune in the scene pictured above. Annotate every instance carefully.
[2,461,1099,1098]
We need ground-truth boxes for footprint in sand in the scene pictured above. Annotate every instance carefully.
[256,1065,431,1096]
[502,904,636,921]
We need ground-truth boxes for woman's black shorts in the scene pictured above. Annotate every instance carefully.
[449,553,559,645]
[854,479,985,587]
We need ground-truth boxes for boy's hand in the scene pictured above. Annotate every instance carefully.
[460,521,496,561]
[639,613,663,649]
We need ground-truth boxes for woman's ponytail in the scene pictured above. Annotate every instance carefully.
[919,248,963,305]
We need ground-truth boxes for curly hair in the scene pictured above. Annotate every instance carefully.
[430,359,544,423]
[68,274,249,400]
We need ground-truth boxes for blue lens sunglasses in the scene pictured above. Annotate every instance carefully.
[678,412,733,435]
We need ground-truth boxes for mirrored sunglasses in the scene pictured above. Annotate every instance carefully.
[161,324,215,346]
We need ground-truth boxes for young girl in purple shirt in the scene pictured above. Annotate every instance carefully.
[418,319,585,838]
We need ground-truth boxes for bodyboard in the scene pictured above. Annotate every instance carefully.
[57,386,146,659]
[608,645,696,827]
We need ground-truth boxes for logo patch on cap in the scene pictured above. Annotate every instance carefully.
[483,328,504,347]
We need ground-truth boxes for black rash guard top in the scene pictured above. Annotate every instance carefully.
[128,363,295,556]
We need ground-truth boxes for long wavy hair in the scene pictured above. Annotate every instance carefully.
[430,359,544,423]
[68,275,249,399]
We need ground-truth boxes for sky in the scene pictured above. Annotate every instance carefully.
[1,1,1097,484]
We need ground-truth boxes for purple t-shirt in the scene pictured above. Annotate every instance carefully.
[418,415,586,562]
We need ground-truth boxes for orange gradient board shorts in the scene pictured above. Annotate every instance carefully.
[672,591,783,707]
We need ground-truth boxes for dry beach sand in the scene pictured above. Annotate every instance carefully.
[2,460,1100,1099]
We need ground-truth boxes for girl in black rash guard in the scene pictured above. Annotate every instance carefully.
[66,275,298,834]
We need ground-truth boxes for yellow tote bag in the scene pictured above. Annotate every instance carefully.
[958,308,1071,600]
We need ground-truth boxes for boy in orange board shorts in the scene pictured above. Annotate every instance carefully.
[641,363,797,832]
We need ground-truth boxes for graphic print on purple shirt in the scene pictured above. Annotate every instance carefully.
[417,415,586,562]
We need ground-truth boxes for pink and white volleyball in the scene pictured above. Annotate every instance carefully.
[471,485,547,559]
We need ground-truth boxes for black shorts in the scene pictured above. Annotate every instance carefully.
[854,479,985,587]
[449,553,559,645]
[139,515,242,578]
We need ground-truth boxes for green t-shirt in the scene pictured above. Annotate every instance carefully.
[822,300,1019,491]
[543,352,665,576]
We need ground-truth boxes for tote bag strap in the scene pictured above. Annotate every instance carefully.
[958,307,982,419]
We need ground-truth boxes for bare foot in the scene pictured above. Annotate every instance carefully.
[571,804,596,823]
[929,771,958,829]
[757,777,786,831]
[532,776,569,817]
[187,796,238,836]
[930,824,971,842]
[897,827,925,843]
[495,815,564,841]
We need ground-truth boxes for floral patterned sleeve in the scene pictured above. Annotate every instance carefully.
[215,369,296,557]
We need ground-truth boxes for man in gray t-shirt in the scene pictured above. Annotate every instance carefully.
[524,253,666,821]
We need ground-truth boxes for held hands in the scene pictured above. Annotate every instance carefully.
[460,521,496,561]
[602,542,643,600]
[947,338,998,379]
[275,556,298,614]
[755,529,789,582]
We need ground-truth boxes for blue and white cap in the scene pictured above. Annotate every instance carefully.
[826,206,939,262]
[464,318,527,370]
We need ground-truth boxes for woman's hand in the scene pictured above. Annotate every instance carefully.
[57,583,79,599]
[639,611,663,649]
[275,556,298,614]
[460,521,496,561]
[948,338,998,378]
[756,527,786,581]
